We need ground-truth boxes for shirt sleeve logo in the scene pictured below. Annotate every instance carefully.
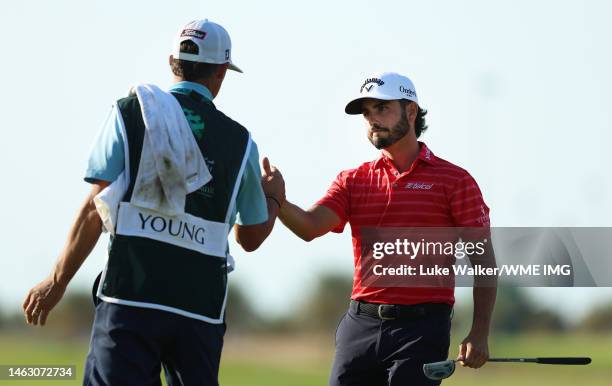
[477,205,490,225]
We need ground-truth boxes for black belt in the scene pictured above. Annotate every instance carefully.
[350,300,452,321]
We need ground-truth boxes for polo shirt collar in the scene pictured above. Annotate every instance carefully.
[169,81,213,101]
[417,142,437,165]
[374,141,437,169]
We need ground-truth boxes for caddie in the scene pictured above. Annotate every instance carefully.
[23,19,285,386]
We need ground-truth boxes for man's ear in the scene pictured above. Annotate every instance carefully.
[168,55,175,67]
[406,101,418,125]
[216,63,230,80]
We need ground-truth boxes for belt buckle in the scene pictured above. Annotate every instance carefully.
[377,304,396,320]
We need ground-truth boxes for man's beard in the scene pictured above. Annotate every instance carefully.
[368,110,411,150]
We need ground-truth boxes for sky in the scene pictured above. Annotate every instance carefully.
[0,0,611,322]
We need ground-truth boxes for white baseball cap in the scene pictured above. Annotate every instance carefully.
[345,72,418,114]
[172,19,242,73]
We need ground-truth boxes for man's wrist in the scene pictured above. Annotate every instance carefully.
[51,268,70,288]
[266,196,282,209]
[468,324,491,338]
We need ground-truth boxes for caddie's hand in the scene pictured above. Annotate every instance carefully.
[457,332,489,369]
[261,157,285,205]
[23,277,67,326]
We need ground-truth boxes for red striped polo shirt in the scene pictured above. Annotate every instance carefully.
[316,142,490,306]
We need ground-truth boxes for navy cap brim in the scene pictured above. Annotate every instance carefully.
[345,96,399,115]
[345,97,368,115]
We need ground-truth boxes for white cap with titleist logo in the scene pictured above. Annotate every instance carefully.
[345,72,418,114]
[172,19,242,73]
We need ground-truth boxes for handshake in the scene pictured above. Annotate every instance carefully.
[261,157,285,210]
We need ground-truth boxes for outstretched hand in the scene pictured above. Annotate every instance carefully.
[261,157,285,207]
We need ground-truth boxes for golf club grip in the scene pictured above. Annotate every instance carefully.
[536,357,591,365]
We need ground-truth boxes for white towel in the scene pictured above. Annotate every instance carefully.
[130,84,212,215]
[95,84,212,234]
[94,170,129,235]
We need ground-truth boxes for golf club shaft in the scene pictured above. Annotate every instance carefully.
[488,358,537,363]
[488,357,591,365]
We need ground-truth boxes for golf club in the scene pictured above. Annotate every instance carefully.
[423,357,592,380]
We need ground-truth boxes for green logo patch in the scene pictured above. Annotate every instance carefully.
[182,108,205,139]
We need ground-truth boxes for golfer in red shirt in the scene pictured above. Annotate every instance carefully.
[277,72,497,386]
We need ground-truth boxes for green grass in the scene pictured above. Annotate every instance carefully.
[220,362,326,386]
[0,332,609,385]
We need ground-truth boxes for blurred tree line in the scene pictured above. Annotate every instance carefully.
[1,273,611,337]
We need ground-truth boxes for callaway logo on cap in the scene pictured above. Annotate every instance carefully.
[345,72,418,114]
[173,19,242,73]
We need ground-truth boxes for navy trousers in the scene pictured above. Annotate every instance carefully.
[329,302,451,386]
[83,301,225,386]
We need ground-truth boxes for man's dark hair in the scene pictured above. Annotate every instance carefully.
[400,100,428,138]
[171,40,220,81]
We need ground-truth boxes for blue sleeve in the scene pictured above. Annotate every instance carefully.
[234,141,268,226]
[84,105,126,183]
